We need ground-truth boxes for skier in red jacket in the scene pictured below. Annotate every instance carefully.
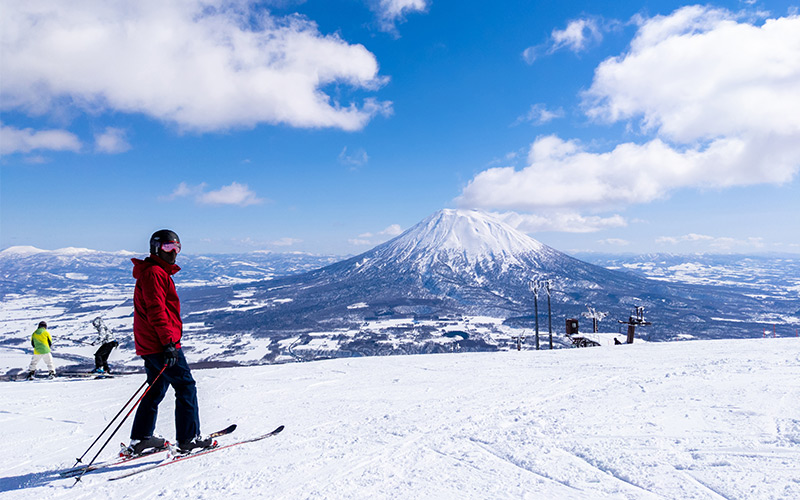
[127,229,212,455]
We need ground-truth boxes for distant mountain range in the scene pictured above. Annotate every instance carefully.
[2,210,798,359]
[0,246,342,294]
[575,252,800,294]
[179,209,796,340]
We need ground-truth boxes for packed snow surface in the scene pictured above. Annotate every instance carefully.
[2,338,799,499]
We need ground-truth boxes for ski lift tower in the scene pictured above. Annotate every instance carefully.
[582,306,607,333]
[546,280,553,350]
[530,279,540,350]
[618,306,651,344]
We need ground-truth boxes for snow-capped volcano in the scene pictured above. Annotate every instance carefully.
[378,209,546,266]
[197,209,734,339]
[185,208,772,345]
[333,209,572,282]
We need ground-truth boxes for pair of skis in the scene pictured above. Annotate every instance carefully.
[61,424,238,479]
[63,424,284,481]
[20,372,115,381]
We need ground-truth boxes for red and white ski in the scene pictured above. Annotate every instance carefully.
[108,425,284,481]
[61,446,169,478]
[63,424,237,479]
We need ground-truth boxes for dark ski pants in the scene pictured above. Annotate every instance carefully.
[130,349,200,444]
[94,341,117,371]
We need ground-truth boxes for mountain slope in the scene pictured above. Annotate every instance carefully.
[197,209,768,340]
[2,210,790,365]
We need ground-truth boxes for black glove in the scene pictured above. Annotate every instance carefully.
[163,342,178,367]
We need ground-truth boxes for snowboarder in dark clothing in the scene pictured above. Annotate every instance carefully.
[91,317,119,374]
[126,229,212,455]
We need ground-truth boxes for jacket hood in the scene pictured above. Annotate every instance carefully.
[132,255,181,279]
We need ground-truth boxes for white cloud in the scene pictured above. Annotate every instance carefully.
[0,123,81,154]
[598,238,631,246]
[271,237,302,247]
[495,211,627,233]
[379,224,403,236]
[348,238,373,246]
[373,0,428,33]
[464,8,800,217]
[551,18,603,52]
[338,147,369,167]
[94,127,131,154]
[512,104,564,126]
[458,133,799,211]
[1,1,391,132]
[523,17,606,64]
[163,181,264,207]
[351,223,404,246]
[521,47,540,65]
[584,7,800,143]
[198,182,264,206]
[656,233,765,251]
[656,233,715,244]
[161,182,207,201]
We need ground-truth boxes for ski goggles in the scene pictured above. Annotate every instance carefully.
[160,241,181,253]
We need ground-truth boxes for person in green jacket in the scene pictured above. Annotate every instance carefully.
[26,321,56,380]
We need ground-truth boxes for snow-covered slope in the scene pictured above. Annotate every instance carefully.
[2,338,798,499]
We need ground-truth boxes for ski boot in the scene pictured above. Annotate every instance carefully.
[47,371,56,379]
[124,435,168,456]
[25,370,35,381]
[177,435,215,454]
[91,367,104,374]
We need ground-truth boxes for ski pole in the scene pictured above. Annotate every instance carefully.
[59,299,130,339]
[70,378,149,469]
[65,338,94,346]
[73,364,168,485]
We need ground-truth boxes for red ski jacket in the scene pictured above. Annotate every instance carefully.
[132,255,183,355]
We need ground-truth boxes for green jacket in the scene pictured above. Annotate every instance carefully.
[31,327,52,355]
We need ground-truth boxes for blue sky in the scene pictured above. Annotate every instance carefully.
[1,0,799,256]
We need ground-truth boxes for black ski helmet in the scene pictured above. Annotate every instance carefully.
[38,321,47,328]
[149,229,180,255]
